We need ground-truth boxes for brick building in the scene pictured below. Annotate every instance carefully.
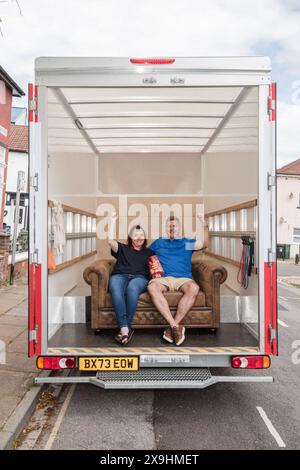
[0,66,24,284]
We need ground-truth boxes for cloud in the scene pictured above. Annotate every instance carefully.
[0,0,299,166]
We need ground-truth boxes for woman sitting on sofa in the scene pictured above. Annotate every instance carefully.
[108,215,154,346]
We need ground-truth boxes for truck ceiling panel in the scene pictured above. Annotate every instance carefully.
[92,145,204,153]
[60,86,243,102]
[71,102,231,117]
[48,145,93,154]
[208,86,258,152]
[92,138,209,146]
[210,137,258,145]
[78,116,222,129]
[48,128,86,138]
[207,145,257,153]
[86,128,214,138]
[48,117,77,129]
[220,127,258,137]
[222,116,257,127]
[46,84,259,154]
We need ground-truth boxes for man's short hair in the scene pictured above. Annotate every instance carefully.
[166,215,181,225]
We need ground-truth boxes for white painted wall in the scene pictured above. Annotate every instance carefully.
[48,152,98,213]
[4,150,29,236]
[6,150,28,192]
[48,253,98,339]
[99,152,202,194]
[202,151,257,212]
[98,151,257,205]
[277,174,300,258]
[48,151,99,338]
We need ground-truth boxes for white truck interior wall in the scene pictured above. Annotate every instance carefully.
[99,153,202,194]
[48,151,98,338]
[202,151,257,213]
[48,254,98,339]
[48,151,98,213]
[206,255,258,328]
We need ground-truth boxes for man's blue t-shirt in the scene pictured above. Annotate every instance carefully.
[149,237,196,278]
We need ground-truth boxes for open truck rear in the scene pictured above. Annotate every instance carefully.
[28,57,277,389]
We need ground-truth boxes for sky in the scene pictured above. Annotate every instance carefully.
[0,0,300,167]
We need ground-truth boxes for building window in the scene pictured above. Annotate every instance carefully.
[293,228,300,244]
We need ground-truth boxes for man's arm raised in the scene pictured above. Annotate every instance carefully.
[193,214,209,251]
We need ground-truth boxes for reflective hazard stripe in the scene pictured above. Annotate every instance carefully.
[47,346,259,356]
[28,83,38,123]
[268,83,276,121]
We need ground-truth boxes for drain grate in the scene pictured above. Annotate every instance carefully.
[96,367,212,383]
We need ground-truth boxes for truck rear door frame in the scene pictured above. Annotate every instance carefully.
[29,57,277,363]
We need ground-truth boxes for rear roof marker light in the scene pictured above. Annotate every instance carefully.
[130,58,175,65]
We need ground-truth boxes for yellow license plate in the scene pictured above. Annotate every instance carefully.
[79,356,139,371]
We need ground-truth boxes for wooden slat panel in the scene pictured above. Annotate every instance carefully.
[48,199,96,218]
[48,250,97,274]
[205,251,258,274]
[205,199,257,218]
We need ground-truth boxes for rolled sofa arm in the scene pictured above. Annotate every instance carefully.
[83,259,115,308]
[192,258,227,307]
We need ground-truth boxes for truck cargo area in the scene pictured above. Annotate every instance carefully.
[45,79,260,355]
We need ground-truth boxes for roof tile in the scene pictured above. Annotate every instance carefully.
[8,124,28,152]
[277,158,300,176]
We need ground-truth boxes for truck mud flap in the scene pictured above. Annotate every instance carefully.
[35,368,273,389]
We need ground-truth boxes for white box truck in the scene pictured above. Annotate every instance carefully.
[29,56,277,389]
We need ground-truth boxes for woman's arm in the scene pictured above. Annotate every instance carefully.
[108,212,118,253]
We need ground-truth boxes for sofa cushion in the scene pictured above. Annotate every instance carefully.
[104,290,206,308]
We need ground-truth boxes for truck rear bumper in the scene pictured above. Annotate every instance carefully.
[34,368,274,389]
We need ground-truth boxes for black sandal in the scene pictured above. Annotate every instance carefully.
[120,329,134,346]
[114,331,123,344]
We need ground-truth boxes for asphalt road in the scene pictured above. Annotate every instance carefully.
[17,283,300,451]
[277,260,300,277]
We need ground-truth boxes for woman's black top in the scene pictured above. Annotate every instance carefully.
[111,242,154,279]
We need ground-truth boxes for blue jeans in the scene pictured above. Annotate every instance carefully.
[108,274,148,329]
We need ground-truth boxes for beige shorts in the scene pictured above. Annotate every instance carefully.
[148,276,193,292]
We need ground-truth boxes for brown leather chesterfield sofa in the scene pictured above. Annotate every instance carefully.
[83,256,227,332]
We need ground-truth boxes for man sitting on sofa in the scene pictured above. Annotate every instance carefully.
[148,215,209,346]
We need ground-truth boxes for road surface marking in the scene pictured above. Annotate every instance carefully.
[256,407,286,448]
[44,384,76,450]
[278,296,288,302]
[278,319,288,328]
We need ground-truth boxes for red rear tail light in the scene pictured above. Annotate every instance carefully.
[231,355,270,369]
[130,58,175,65]
[37,356,76,370]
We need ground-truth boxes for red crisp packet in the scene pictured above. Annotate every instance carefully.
[148,255,164,278]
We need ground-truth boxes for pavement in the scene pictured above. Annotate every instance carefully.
[0,280,45,450]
